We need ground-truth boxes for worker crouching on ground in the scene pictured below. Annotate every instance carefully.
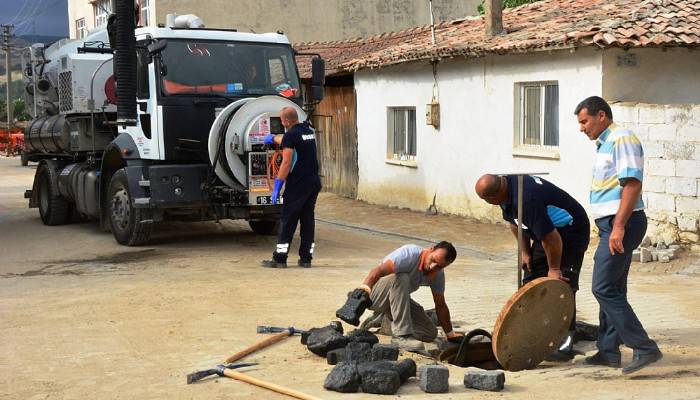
[355,242,462,352]
[261,107,322,268]
[475,174,590,361]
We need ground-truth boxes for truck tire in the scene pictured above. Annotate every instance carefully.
[37,164,70,226]
[20,150,28,166]
[108,169,152,246]
[248,219,279,235]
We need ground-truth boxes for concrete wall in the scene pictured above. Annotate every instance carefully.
[354,48,603,222]
[155,0,480,42]
[603,48,700,104]
[613,103,700,246]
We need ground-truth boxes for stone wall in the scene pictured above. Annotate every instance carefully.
[612,103,700,249]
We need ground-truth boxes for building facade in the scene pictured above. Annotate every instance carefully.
[66,0,479,41]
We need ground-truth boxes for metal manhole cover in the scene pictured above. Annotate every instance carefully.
[492,277,574,371]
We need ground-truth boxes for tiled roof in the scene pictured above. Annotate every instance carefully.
[295,0,700,78]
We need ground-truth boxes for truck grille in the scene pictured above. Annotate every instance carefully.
[58,71,73,112]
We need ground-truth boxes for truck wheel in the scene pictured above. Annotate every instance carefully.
[248,220,279,235]
[37,164,70,226]
[108,169,152,246]
[20,150,28,166]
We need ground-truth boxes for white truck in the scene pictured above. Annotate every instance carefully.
[22,1,325,245]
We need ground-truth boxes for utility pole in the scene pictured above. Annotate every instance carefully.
[2,24,13,130]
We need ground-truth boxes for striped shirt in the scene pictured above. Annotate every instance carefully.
[590,122,645,219]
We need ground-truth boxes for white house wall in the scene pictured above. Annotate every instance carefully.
[603,48,700,104]
[355,48,603,222]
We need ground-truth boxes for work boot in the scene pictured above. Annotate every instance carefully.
[622,349,663,375]
[391,335,425,352]
[545,330,576,362]
[582,352,621,368]
[297,259,312,268]
[261,259,287,268]
[359,312,383,331]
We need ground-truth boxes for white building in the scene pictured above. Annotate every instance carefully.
[68,0,154,39]
[298,0,700,245]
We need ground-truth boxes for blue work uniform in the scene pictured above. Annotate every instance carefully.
[500,175,590,291]
[272,121,322,264]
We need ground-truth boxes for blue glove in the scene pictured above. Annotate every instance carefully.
[263,134,276,145]
[271,178,284,204]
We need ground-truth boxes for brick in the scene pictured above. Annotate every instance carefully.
[371,344,399,361]
[678,124,700,142]
[645,192,676,212]
[647,123,677,141]
[327,348,347,365]
[464,370,506,392]
[680,232,700,243]
[666,177,697,196]
[643,176,666,193]
[677,215,699,233]
[345,341,372,363]
[640,247,652,263]
[676,160,700,178]
[645,159,675,176]
[324,362,360,393]
[418,364,450,393]
[677,197,700,214]
[612,106,638,124]
[644,141,665,159]
[664,142,695,160]
[632,249,641,262]
[638,105,666,124]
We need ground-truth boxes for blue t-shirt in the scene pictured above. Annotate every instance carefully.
[500,175,590,251]
[280,122,321,192]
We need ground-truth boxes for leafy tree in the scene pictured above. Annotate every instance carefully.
[13,98,31,121]
[478,0,543,14]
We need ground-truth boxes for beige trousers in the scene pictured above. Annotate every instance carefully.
[369,273,437,342]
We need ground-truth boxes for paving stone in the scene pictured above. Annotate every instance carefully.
[345,341,372,362]
[397,358,417,384]
[326,347,346,365]
[324,361,360,393]
[360,365,401,395]
[464,369,505,392]
[640,247,652,263]
[632,249,641,262]
[345,329,379,346]
[371,343,399,361]
[307,326,348,356]
[418,364,449,393]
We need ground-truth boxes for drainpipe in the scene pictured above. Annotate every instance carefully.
[485,0,504,37]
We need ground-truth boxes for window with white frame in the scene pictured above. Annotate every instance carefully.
[75,18,86,39]
[515,82,559,148]
[94,0,112,28]
[387,107,417,161]
[139,0,150,27]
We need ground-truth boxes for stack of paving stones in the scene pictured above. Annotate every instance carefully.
[306,327,417,395]
[632,236,683,263]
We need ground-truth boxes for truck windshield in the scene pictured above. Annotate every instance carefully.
[159,40,300,98]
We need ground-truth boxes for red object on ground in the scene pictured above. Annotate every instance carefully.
[0,128,25,155]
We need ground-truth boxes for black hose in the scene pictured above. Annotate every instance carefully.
[113,0,137,125]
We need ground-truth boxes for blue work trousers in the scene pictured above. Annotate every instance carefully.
[592,211,658,362]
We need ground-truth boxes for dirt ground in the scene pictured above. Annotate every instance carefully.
[1,156,699,400]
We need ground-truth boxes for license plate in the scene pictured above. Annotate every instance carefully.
[256,196,283,205]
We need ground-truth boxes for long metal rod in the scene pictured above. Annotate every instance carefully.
[429,0,436,45]
[517,175,524,288]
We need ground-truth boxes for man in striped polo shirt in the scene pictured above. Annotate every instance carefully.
[575,96,662,374]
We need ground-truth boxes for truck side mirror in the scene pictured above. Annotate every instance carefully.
[148,39,167,55]
[311,57,325,87]
[310,85,324,102]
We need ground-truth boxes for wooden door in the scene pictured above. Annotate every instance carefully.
[312,86,357,198]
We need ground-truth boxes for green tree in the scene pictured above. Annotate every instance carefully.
[478,0,543,14]
[13,98,31,121]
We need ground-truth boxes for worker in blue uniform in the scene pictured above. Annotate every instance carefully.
[261,107,322,268]
[475,173,590,361]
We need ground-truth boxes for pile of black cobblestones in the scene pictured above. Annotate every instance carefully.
[302,324,416,394]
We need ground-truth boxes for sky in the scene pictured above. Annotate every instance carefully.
[0,0,69,38]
